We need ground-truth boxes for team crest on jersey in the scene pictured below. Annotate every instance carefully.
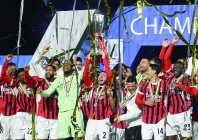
[155,95,162,102]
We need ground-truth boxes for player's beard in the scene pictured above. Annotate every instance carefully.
[45,73,54,80]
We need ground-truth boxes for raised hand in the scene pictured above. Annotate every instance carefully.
[162,38,169,47]
[42,45,50,55]
[72,54,78,64]
[87,52,91,60]
[6,54,13,61]
[24,65,30,71]
[172,36,180,44]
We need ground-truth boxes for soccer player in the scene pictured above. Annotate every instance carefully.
[136,58,149,85]
[83,51,114,140]
[135,64,168,140]
[116,76,142,140]
[16,68,36,140]
[0,54,17,140]
[166,61,197,140]
[24,64,59,140]
[37,59,84,140]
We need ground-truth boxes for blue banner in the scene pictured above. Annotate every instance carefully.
[106,5,196,67]
[0,55,32,68]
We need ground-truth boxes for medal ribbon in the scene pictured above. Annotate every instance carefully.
[19,82,30,97]
[174,74,184,83]
[158,72,163,77]
[94,86,105,104]
[64,76,74,93]
[9,87,16,95]
[149,80,160,100]
[85,88,94,102]
[121,90,136,107]
[137,74,148,84]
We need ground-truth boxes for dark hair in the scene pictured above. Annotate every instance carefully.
[16,68,24,75]
[150,57,162,69]
[149,64,160,75]
[8,62,16,67]
[122,63,127,70]
[76,57,82,63]
[126,76,137,83]
[126,66,132,71]
[46,65,56,71]
[49,58,60,66]
[114,63,127,71]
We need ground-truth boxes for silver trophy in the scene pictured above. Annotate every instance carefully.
[90,12,105,57]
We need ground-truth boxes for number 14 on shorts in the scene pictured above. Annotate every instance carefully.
[157,128,163,135]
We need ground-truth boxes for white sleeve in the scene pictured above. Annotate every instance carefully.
[31,54,45,77]
[120,92,142,121]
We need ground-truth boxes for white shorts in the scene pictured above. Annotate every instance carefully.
[85,118,110,140]
[192,121,198,140]
[12,112,26,139]
[110,127,125,140]
[24,113,35,140]
[166,110,192,137]
[36,116,58,139]
[141,118,165,140]
[0,115,14,140]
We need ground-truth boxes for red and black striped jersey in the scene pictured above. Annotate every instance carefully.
[81,83,91,119]
[37,78,59,120]
[1,81,17,116]
[137,79,168,124]
[16,83,35,113]
[88,86,113,120]
[167,75,193,115]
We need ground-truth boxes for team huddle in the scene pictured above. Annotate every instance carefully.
[0,36,198,140]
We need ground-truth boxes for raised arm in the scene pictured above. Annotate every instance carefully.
[164,36,179,71]
[1,54,15,86]
[159,38,169,71]
[102,51,112,83]
[83,53,93,87]
[24,65,38,87]
[31,45,50,77]
[1,54,13,77]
